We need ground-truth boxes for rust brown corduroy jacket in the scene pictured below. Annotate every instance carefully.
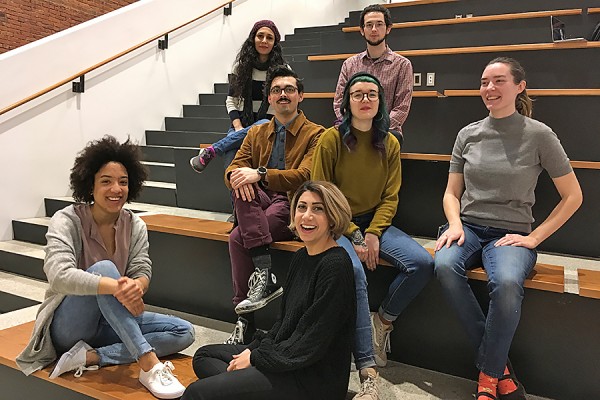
[225,111,324,198]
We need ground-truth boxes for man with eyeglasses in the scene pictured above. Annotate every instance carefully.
[333,4,413,146]
[223,66,324,345]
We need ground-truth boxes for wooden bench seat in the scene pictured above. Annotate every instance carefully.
[303,91,442,99]
[307,41,600,61]
[141,214,574,294]
[342,9,583,32]
[0,322,195,400]
[578,269,600,299]
[384,0,457,8]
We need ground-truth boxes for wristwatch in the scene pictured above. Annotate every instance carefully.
[350,229,366,247]
[257,166,267,182]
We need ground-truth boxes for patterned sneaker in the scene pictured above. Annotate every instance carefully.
[49,340,99,379]
[371,312,393,367]
[189,146,216,173]
[234,268,283,314]
[224,316,248,345]
[139,361,185,399]
[354,368,380,400]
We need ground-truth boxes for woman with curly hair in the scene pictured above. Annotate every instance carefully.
[312,72,434,400]
[17,136,195,399]
[190,20,285,173]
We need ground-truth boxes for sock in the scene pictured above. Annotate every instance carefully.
[477,371,498,399]
[242,313,256,344]
[206,146,216,157]
[497,366,518,395]
[249,246,271,271]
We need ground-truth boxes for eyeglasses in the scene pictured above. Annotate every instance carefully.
[350,91,379,102]
[270,86,298,95]
[363,22,386,30]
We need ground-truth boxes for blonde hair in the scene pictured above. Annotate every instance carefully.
[486,57,533,118]
[289,181,352,240]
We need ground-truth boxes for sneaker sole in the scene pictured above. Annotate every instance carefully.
[139,380,185,399]
[189,157,206,174]
[374,354,387,368]
[49,341,88,379]
[235,287,284,314]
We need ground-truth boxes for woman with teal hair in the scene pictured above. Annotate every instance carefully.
[312,72,434,399]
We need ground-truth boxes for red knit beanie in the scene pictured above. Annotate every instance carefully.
[250,19,281,44]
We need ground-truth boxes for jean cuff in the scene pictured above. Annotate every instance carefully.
[378,307,398,323]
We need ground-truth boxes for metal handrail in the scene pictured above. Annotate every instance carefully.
[0,1,234,116]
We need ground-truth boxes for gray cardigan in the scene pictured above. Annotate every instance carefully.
[16,205,152,375]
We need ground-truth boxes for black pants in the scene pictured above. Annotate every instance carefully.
[181,344,306,400]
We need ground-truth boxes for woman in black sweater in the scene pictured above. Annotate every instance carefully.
[182,181,356,400]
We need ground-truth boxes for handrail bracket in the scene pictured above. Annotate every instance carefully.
[224,2,232,16]
[158,34,169,50]
[72,75,85,93]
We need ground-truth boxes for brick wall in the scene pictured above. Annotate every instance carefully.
[0,0,138,54]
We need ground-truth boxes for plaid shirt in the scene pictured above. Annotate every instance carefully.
[333,46,413,133]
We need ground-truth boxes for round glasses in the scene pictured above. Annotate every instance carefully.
[270,86,298,96]
[350,91,379,102]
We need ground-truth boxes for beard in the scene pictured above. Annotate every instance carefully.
[365,34,387,47]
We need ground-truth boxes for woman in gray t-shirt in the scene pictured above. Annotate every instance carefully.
[434,57,582,400]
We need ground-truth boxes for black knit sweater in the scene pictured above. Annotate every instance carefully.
[248,246,356,400]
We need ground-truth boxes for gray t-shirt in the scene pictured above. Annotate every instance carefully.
[449,112,572,233]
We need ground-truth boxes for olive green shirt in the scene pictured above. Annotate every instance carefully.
[311,126,401,237]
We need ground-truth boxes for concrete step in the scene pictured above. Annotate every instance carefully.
[213,83,229,94]
[198,93,227,105]
[183,105,228,118]
[165,117,230,133]
[138,181,177,207]
[145,130,226,147]
[11,217,50,246]
[141,145,175,163]
[141,161,176,184]
[0,241,45,281]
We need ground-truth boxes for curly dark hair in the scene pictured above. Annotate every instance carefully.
[339,72,390,156]
[360,4,392,27]
[70,135,147,203]
[230,28,285,97]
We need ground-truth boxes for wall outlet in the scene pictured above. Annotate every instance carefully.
[413,72,421,87]
[426,72,435,87]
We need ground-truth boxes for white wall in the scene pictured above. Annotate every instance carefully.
[0,0,377,241]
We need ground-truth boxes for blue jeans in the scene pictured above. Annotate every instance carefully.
[50,260,195,366]
[213,119,270,168]
[434,222,537,377]
[337,217,434,370]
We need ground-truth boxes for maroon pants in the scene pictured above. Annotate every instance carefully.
[229,187,293,306]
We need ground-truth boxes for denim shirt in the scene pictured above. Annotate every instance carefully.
[268,116,297,170]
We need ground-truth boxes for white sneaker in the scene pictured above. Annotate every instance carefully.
[371,312,393,367]
[49,340,99,379]
[139,361,185,399]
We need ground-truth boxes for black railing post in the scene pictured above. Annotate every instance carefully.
[72,75,85,93]
[158,34,169,50]
[224,2,232,16]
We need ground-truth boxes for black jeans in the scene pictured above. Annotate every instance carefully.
[181,344,306,400]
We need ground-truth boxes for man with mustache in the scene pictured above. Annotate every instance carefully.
[223,66,324,345]
[333,4,413,144]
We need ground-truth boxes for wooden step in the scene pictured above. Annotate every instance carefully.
[0,322,195,400]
